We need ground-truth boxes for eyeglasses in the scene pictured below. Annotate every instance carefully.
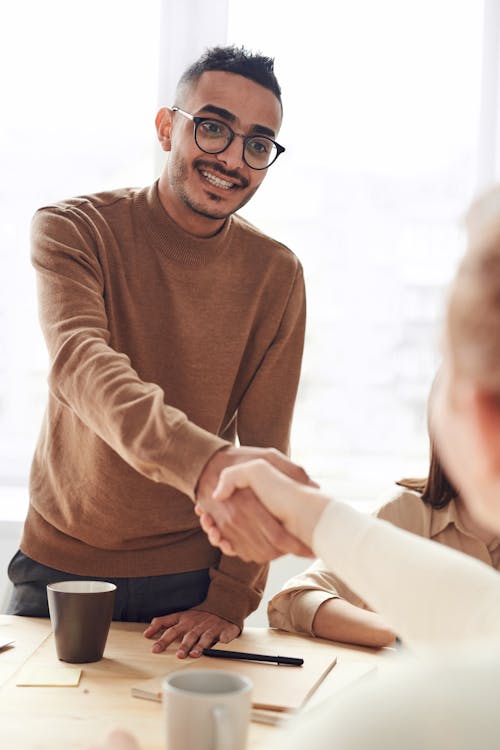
[171,107,285,170]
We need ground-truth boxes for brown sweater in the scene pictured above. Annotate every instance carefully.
[21,181,306,627]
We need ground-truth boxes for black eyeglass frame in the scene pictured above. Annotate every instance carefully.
[171,106,285,170]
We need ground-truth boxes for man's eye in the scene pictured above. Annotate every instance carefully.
[247,138,271,155]
[201,120,225,137]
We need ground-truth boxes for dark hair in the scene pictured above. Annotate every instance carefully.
[396,442,458,509]
[176,45,282,106]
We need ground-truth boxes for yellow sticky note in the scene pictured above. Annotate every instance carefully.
[16,665,82,687]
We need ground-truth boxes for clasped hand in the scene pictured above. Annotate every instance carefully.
[195,447,318,562]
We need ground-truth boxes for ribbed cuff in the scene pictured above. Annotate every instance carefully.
[195,577,262,631]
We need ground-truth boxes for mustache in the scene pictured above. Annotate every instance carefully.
[195,159,249,189]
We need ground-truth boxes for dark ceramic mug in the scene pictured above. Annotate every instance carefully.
[47,580,116,663]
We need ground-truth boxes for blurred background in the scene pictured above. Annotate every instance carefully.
[1,0,498,618]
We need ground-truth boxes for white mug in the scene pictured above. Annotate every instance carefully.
[163,669,253,750]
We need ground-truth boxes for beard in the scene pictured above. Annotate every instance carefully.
[168,154,258,221]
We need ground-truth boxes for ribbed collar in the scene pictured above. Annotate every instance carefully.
[135,181,234,266]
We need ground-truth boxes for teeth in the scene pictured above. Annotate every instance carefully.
[200,170,234,190]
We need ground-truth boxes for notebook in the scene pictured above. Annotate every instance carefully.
[131,648,337,713]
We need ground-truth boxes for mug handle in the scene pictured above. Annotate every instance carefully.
[212,704,233,750]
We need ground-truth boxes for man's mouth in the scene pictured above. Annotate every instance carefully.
[195,161,248,192]
[199,170,236,191]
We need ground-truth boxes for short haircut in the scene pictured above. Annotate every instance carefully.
[176,45,282,107]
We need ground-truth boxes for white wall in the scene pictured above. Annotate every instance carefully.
[246,555,310,627]
[0,522,22,612]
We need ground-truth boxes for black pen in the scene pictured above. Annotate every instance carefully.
[202,647,303,666]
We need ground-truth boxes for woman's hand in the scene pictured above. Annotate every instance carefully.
[196,459,329,559]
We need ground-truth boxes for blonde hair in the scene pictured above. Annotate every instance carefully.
[447,185,500,393]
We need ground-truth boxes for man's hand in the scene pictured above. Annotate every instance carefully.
[143,609,240,658]
[195,447,316,562]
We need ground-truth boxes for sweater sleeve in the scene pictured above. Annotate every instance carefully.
[199,261,306,627]
[313,501,500,649]
[194,557,268,630]
[236,262,306,451]
[32,206,228,499]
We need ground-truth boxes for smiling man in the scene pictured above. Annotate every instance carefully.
[156,67,283,232]
[7,46,309,658]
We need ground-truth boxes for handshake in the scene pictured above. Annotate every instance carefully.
[194,446,329,563]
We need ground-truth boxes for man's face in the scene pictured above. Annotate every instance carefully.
[160,71,282,229]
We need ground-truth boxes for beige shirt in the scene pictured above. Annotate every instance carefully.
[268,488,500,636]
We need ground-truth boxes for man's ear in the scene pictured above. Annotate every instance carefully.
[155,108,173,152]
[471,386,500,474]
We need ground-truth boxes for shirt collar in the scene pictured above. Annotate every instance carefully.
[430,498,500,552]
[429,499,463,539]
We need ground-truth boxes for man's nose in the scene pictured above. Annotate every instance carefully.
[215,135,245,170]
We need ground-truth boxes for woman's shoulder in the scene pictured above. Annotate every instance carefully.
[374,487,433,538]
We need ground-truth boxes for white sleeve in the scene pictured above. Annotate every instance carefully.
[313,501,500,649]
[278,647,500,750]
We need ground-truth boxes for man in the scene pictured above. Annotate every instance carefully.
[7,46,310,657]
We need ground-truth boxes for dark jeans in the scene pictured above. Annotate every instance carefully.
[6,550,210,623]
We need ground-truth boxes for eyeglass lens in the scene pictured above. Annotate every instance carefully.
[195,119,278,169]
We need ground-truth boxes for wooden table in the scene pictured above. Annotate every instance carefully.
[0,615,390,748]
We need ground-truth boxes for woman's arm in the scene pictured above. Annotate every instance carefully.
[268,559,396,647]
[311,598,396,647]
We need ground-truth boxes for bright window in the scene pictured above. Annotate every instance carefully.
[1,1,160,494]
[227,0,484,503]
